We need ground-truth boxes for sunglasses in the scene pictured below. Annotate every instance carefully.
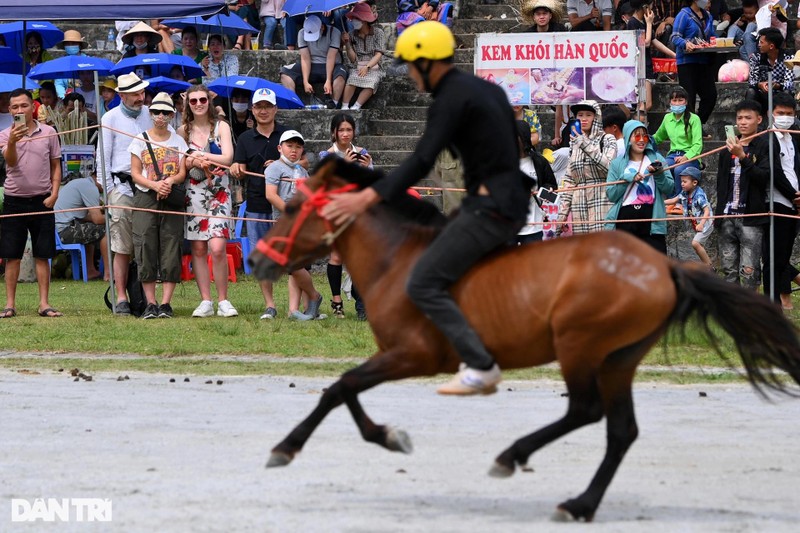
[189,97,208,105]
[151,109,173,116]
[632,133,649,142]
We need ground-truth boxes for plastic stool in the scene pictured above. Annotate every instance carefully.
[181,255,195,281]
[226,242,243,270]
[208,254,236,283]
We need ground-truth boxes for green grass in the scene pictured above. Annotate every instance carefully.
[2,275,798,381]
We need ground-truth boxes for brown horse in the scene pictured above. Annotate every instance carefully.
[248,158,800,522]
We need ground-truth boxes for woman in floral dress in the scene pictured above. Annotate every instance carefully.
[180,85,238,318]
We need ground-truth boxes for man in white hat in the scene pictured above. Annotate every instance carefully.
[99,72,153,315]
[279,15,348,108]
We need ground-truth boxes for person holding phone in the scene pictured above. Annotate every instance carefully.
[318,113,371,320]
[0,89,63,318]
[652,86,702,203]
[605,120,674,253]
[516,120,558,245]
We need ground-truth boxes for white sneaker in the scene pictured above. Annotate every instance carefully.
[217,300,239,317]
[192,300,214,318]
[437,363,502,396]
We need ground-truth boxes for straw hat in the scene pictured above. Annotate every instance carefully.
[520,0,564,25]
[58,29,89,50]
[785,50,800,66]
[149,92,175,113]
[121,21,163,47]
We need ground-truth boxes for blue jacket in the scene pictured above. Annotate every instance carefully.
[671,7,715,65]
[605,120,674,235]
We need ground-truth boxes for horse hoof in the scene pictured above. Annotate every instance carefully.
[551,507,576,522]
[266,451,293,468]
[385,427,413,454]
[488,461,515,478]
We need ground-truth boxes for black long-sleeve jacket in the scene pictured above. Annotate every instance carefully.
[371,68,531,222]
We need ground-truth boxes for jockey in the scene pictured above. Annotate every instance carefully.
[322,21,530,395]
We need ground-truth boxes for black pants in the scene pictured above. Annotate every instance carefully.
[406,204,523,370]
[677,62,717,124]
[762,203,799,302]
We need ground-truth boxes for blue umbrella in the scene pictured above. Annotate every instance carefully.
[111,53,204,80]
[28,55,115,80]
[0,73,40,93]
[207,76,304,109]
[0,46,24,75]
[161,14,258,38]
[0,21,64,54]
[143,75,191,94]
[282,0,354,16]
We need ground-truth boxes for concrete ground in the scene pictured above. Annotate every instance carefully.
[2,369,800,532]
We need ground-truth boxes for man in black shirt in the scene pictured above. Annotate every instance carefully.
[323,21,530,395]
[230,88,286,319]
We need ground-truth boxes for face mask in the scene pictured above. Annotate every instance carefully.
[696,0,708,8]
[151,114,171,127]
[65,45,80,56]
[774,115,795,129]
[670,104,686,115]
[351,20,363,30]
[134,42,149,50]
[232,102,249,113]
[280,154,297,166]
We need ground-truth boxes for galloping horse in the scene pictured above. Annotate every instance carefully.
[249,157,800,522]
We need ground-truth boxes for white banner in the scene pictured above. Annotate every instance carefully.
[474,31,642,105]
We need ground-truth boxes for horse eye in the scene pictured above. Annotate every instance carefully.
[285,204,298,215]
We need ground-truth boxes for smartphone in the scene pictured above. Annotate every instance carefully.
[650,161,663,171]
[13,114,25,127]
[569,119,582,137]
[725,125,737,142]
[536,188,560,205]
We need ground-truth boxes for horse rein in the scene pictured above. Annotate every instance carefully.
[256,180,359,267]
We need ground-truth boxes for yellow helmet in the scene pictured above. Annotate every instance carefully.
[394,21,456,63]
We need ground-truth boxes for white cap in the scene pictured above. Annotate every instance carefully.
[251,87,276,106]
[303,16,323,42]
[279,130,305,144]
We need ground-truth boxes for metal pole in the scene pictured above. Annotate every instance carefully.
[22,22,27,89]
[768,71,775,303]
[94,69,116,309]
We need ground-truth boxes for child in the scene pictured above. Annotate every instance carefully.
[264,130,325,320]
[664,167,713,268]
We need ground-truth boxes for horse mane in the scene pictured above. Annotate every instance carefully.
[315,156,449,237]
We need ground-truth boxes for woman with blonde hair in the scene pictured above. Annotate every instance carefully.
[179,84,238,318]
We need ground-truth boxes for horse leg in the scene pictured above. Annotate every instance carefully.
[489,370,604,478]
[552,366,638,522]
[268,350,423,467]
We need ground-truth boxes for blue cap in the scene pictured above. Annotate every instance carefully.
[680,166,701,181]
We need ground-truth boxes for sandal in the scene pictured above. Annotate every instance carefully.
[0,307,16,318]
[38,307,63,318]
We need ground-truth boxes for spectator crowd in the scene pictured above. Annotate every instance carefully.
[1,0,800,320]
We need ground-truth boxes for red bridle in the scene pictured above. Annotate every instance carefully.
[256,180,359,267]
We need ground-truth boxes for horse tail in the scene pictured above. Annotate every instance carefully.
[669,264,800,397]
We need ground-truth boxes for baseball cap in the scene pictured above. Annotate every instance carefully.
[279,130,305,144]
[303,16,323,42]
[680,166,701,181]
[252,87,277,106]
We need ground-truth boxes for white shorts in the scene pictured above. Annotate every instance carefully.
[108,188,134,255]
[692,220,713,246]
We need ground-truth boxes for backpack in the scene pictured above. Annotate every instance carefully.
[104,261,146,317]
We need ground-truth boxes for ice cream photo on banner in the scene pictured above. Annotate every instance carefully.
[530,68,585,104]
[475,68,531,105]
[586,67,637,103]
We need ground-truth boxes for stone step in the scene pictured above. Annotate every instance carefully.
[305,135,420,153]
[375,105,428,121]
[460,3,520,19]
[368,119,426,136]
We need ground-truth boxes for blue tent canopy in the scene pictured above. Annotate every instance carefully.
[0,0,227,20]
